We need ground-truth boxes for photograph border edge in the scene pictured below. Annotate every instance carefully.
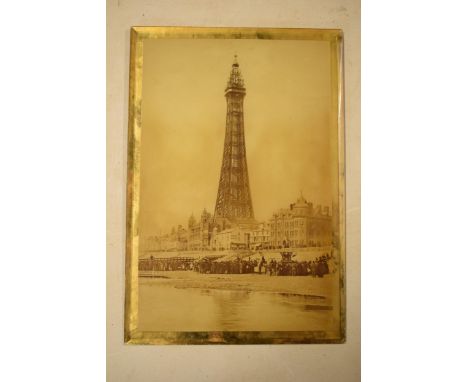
[123,26,346,345]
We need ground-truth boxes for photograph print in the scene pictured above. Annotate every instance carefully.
[125,27,345,344]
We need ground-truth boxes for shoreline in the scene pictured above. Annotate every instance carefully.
[139,270,339,301]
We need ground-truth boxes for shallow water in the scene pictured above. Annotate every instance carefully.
[138,281,338,332]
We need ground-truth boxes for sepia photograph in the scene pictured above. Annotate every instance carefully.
[125,27,345,344]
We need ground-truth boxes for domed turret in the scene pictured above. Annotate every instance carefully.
[292,192,309,216]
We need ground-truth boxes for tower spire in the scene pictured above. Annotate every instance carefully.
[226,55,244,90]
[214,57,254,227]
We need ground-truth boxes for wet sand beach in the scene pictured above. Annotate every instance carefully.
[138,271,341,333]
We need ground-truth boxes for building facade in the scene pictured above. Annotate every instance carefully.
[268,195,332,248]
[251,223,270,249]
[211,225,252,251]
[187,209,212,251]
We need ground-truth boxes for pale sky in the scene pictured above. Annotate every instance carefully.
[138,38,334,236]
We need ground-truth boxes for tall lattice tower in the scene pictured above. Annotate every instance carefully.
[214,56,255,228]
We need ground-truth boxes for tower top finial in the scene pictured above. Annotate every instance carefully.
[226,54,244,90]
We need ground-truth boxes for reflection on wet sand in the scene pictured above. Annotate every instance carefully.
[138,277,339,332]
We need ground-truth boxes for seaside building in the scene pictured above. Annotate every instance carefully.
[268,194,332,248]
[210,225,252,251]
[187,209,212,251]
[251,223,270,249]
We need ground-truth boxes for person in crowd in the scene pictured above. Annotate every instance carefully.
[259,255,266,274]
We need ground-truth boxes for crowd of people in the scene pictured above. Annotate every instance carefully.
[194,258,259,274]
[139,253,334,277]
[263,254,332,277]
[138,256,193,272]
[193,253,334,277]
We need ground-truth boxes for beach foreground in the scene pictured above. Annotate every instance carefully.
[138,271,341,333]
